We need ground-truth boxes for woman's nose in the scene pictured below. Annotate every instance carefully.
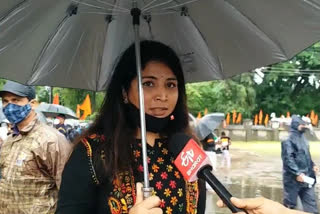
[154,89,168,101]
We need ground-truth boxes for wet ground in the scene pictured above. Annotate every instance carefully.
[205,145,320,214]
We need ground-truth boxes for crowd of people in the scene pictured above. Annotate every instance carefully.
[0,41,318,214]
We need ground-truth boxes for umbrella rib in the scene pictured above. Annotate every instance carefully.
[303,0,320,10]
[30,15,70,80]
[222,1,289,59]
[141,0,162,11]
[143,0,201,13]
[186,15,225,79]
[78,11,120,15]
[0,0,27,22]
[142,11,176,15]
[142,0,175,12]
[90,0,130,12]
[72,0,129,13]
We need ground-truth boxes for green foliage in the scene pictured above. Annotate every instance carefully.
[254,42,320,116]
[187,73,256,118]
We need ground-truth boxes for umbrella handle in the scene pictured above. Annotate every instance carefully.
[142,187,154,199]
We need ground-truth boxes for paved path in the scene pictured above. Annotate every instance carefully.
[205,147,320,214]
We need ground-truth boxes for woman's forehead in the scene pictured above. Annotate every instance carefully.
[142,62,177,79]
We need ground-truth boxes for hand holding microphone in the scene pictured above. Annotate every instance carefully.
[168,133,248,214]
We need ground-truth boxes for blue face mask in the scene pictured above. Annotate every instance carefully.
[3,103,32,124]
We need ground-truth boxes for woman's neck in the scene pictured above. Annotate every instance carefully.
[136,128,160,147]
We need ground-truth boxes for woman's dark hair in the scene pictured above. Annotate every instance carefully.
[87,40,192,180]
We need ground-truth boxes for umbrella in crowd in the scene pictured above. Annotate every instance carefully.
[195,113,225,140]
[37,103,78,119]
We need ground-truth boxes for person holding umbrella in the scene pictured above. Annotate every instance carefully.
[0,80,72,214]
[55,114,68,138]
[57,40,206,214]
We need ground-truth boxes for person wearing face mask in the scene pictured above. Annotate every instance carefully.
[56,41,206,214]
[55,114,68,138]
[0,81,72,214]
[281,115,319,214]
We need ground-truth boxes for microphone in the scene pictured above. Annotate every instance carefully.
[168,133,247,214]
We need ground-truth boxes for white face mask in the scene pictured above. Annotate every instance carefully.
[53,119,60,125]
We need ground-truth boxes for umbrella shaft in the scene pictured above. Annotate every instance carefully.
[132,6,152,197]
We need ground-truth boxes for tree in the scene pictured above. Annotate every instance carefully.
[187,73,256,118]
[254,42,320,116]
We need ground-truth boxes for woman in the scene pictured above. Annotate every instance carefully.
[56,40,206,214]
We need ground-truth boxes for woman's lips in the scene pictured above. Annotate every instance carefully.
[149,107,169,117]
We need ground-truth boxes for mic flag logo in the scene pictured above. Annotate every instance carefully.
[181,149,194,167]
[174,138,209,182]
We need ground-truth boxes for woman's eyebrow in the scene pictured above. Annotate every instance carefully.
[167,77,177,81]
[142,76,157,79]
[142,76,177,81]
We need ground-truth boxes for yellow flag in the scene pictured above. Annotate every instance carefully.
[76,104,81,118]
[204,108,208,116]
[197,112,202,119]
[79,94,92,120]
[226,113,230,125]
[236,113,242,124]
[259,110,263,125]
[314,114,318,126]
[254,114,258,125]
[264,114,269,127]
[232,110,237,124]
[53,94,59,105]
[310,110,315,124]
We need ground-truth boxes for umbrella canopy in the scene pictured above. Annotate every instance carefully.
[37,103,78,119]
[0,0,320,91]
[195,113,225,140]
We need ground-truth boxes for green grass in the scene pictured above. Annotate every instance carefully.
[231,141,320,157]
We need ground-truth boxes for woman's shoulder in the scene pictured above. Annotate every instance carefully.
[69,134,106,185]
[80,134,105,152]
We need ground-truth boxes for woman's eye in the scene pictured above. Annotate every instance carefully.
[167,82,177,88]
[143,81,154,87]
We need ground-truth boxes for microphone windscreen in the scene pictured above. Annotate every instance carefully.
[168,133,192,157]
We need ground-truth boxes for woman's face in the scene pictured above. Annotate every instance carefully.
[128,61,179,118]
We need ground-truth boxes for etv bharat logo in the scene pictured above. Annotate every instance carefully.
[181,149,195,167]
[181,149,203,176]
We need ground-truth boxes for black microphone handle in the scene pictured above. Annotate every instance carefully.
[197,165,248,214]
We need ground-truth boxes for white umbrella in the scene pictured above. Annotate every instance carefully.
[36,103,78,119]
[195,113,225,140]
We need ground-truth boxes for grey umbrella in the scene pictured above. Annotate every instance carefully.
[195,113,225,140]
[36,103,78,119]
[0,0,320,90]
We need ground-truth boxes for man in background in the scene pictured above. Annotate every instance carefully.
[55,114,68,138]
[0,81,72,214]
[281,115,319,214]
